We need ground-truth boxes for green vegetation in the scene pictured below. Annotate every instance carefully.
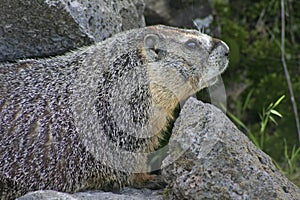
[224,95,300,186]
[210,0,300,186]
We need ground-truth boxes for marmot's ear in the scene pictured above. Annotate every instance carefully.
[144,34,159,49]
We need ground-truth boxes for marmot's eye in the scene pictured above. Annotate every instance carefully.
[185,39,200,49]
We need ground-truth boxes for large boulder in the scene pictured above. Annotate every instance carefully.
[0,0,145,62]
[162,97,300,199]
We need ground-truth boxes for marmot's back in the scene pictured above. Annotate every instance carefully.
[0,25,229,199]
[0,59,125,198]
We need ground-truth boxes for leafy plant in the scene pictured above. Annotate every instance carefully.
[258,95,285,149]
[282,139,300,185]
[224,95,285,150]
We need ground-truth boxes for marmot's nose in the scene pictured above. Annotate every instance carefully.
[212,38,230,57]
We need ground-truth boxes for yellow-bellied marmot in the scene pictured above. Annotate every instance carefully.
[0,25,229,199]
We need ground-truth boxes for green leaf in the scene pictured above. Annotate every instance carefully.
[227,111,248,132]
[267,103,274,110]
[270,109,283,117]
[260,118,269,133]
[273,95,285,107]
[248,131,261,149]
[269,115,278,125]
[243,89,254,111]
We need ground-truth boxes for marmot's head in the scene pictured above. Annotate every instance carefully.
[142,25,229,101]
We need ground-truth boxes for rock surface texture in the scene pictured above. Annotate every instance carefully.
[162,97,300,200]
[0,0,145,61]
[144,0,212,28]
[17,188,164,200]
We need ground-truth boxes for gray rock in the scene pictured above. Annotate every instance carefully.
[17,190,76,200]
[162,97,300,200]
[17,188,164,200]
[0,0,145,62]
[144,0,212,29]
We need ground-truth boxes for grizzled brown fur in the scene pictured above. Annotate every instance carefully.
[0,25,229,199]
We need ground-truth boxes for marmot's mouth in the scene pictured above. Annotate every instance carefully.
[196,58,228,89]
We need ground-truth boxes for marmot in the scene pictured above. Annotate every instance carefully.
[0,25,229,199]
